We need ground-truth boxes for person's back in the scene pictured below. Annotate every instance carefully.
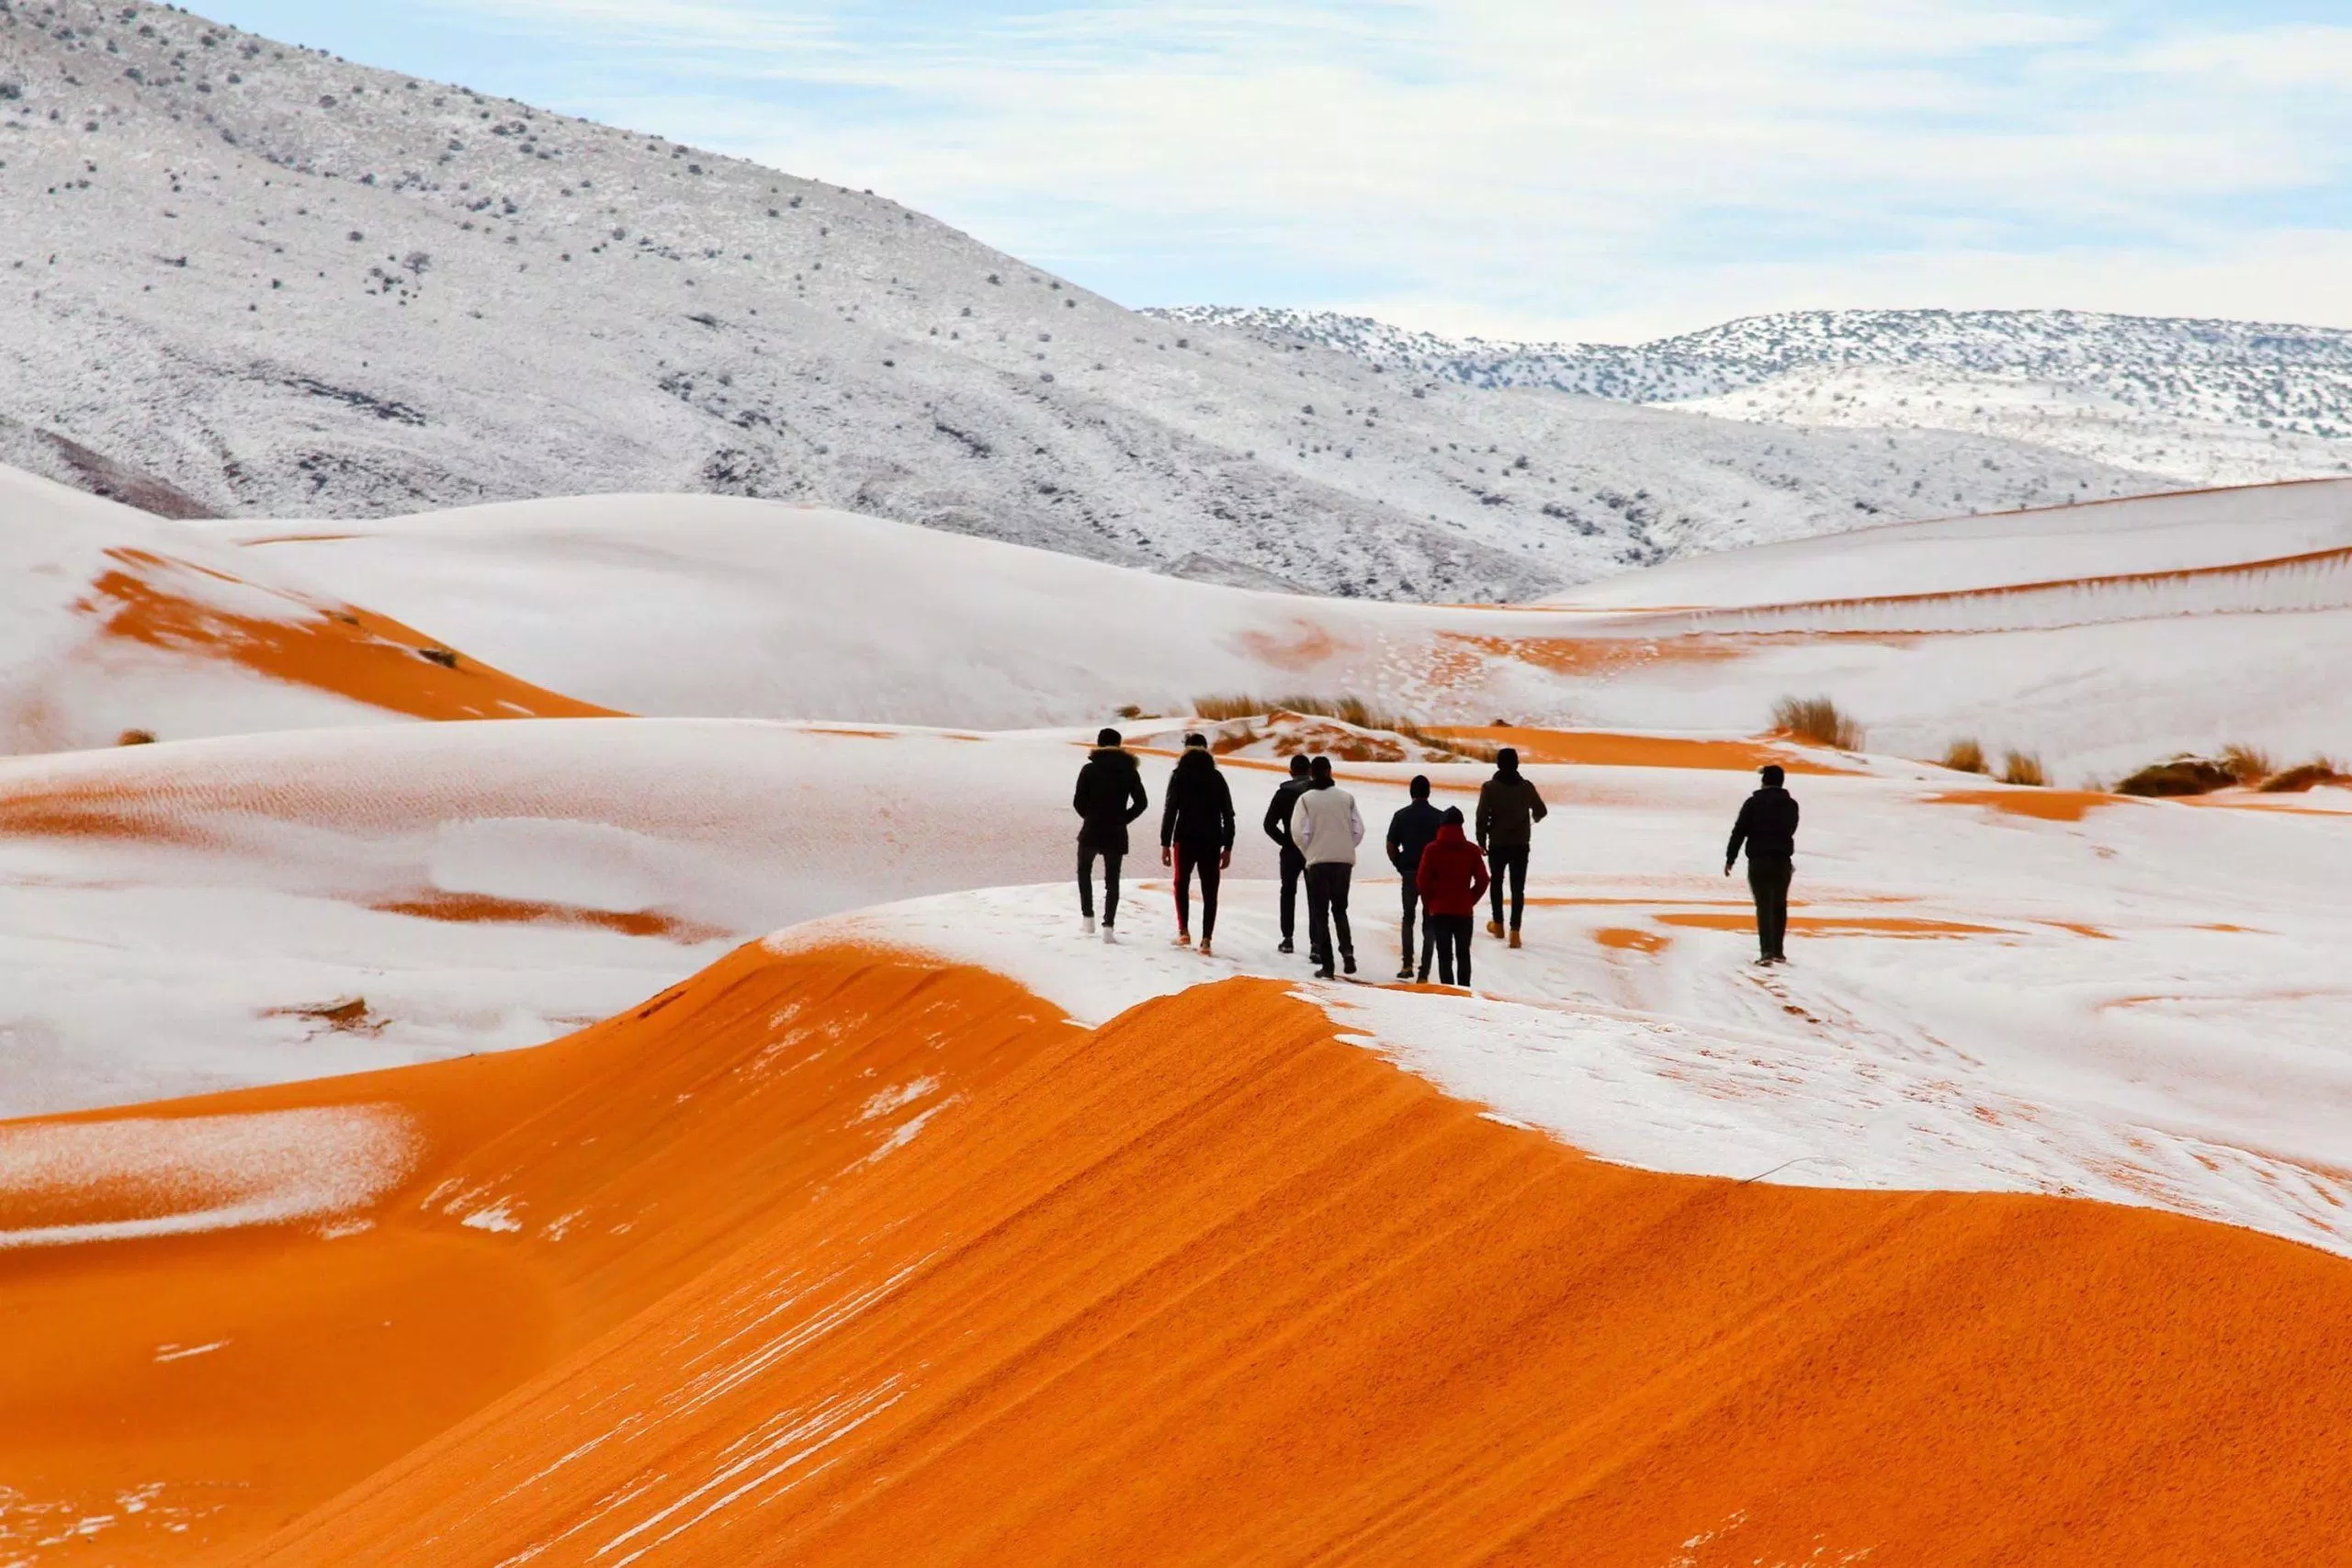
[1415,809,1489,987]
[1287,757,1363,978]
[1724,763,1801,964]
[1385,777,1445,980]
[1071,727,1148,941]
[1474,747,1547,947]
[1159,737,1236,954]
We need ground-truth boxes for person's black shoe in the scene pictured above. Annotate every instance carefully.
[1396,964,1414,980]
[1278,940,1295,954]
[1313,965,1336,980]
[1341,952,1356,976]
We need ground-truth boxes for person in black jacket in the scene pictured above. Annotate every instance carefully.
[1160,734,1237,955]
[1385,774,1446,980]
[1476,747,1548,947]
[1261,754,1314,954]
[1724,762,1801,964]
[1073,727,1148,942]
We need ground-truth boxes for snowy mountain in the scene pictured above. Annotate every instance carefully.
[1,0,2167,602]
[1157,306,2352,490]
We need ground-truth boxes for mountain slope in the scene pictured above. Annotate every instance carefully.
[0,1,2164,599]
[1163,306,2352,490]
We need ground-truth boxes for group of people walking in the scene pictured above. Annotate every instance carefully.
[1073,726,1804,981]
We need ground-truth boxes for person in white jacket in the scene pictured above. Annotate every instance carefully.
[1287,754,1363,978]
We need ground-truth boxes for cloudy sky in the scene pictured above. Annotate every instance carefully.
[200,1,2352,343]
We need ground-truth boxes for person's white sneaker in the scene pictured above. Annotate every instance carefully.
[1102,925,1118,944]
[1082,916,1097,935]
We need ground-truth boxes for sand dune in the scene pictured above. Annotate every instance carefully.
[4,943,2346,1563]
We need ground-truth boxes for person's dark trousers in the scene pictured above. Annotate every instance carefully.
[1278,846,1306,943]
[1418,920,1436,982]
[1429,914,1474,985]
[1304,862,1354,972]
[1175,842,1222,942]
[1078,845,1123,926]
[1398,880,1423,970]
[1747,856,1792,960]
[1487,846,1531,931]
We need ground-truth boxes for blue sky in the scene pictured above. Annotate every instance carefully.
[199,1,2352,342]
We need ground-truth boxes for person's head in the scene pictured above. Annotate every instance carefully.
[1442,805,1464,826]
[1096,727,1123,750]
[1496,746,1520,774]
[1288,754,1311,779]
[1759,763,1785,788]
[1183,732,1209,751]
[1409,774,1430,800]
[1309,754,1334,783]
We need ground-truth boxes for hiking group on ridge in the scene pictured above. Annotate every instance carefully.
[1074,728,1802,980]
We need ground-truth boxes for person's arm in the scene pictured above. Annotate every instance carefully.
[1725,798,1752,873]
[1125,768,1149,826]
[1347,796,1364,847]
[1526,781,1548,824]
[1468,850,1490,906]
[1290,797,1313,854]
[1216,774,1236,864]
[1262,787,1290,846]
[1073,765,1091,819]
[1385,808,1408,872]
[1789,796,1801,839]
[1159,774,1180,851]
[1475,783,1493,850]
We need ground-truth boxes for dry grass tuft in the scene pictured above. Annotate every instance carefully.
[2257,757,2350,793]
[1188,694,1497,761]
[1999,750,2048,787]
[1770,695,1864,751]
[2220,743,2274,785]
[2116,755,2240,797]
[1940,738,1987,774]
[116,728,157,746]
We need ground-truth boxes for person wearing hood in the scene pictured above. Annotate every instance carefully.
[1288,754,1363,979]
[1725,762,1801,964]
[1415,806,1490,987]
[1385,774,1446,981]
[1160,733,1237,955]
[1475,746,1547,947]
[1072,727,1148,942]
[1261,753,1314,954]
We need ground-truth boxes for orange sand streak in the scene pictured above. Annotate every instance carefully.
[1594,927,1669,953]
[83,548,620,722]
[368,892,732,944]
[1657,912,2011,938]
[1445,630,1750,677]
[1926,787,2121,822]
[7,949,2351,1564]
[1442,725,1857,774]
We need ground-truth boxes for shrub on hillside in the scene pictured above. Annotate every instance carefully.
[1999,750,2048,787]
[1770,695,1864,751]
[2220,743,2274,785]
[116,728,156,746]
[1940,738,1987,774]
[2257,758,2350,793]
[2116,755,2240,797]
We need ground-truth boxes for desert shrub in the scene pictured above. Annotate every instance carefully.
[1191,694,1262,722]
[1940,738,1987,774]
[1770,695,1864,751]
[1114,704,1144,719]
[116,728,156,746]
[2257,758,2350,793]
[2220,743,2274,784]
[1999,749,2048,787]
[1187,694,1496,761]
[2116,755,2239,797]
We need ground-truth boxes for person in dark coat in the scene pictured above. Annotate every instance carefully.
[1475,746,1547,947]
[1385,774,1446,980]
[1261,753,1314,954]
[1072,726,1148,942]
[1415,807,1489,987]
[1725,762,1800,964]
[1160,734,1237,955]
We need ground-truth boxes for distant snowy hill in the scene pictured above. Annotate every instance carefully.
[0,1,2172,601]
[1155,307,2352,490]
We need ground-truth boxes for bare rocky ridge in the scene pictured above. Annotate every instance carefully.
[3,0,2165,599]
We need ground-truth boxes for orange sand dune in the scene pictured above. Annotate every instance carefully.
[82,547,617,722]
[5,948,2349,1565]
[1926,787,2122,822]
[1657,912,2012,938]
[1441,725,1857,773]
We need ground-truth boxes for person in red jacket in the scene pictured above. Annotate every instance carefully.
[1413,807,1490,987]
